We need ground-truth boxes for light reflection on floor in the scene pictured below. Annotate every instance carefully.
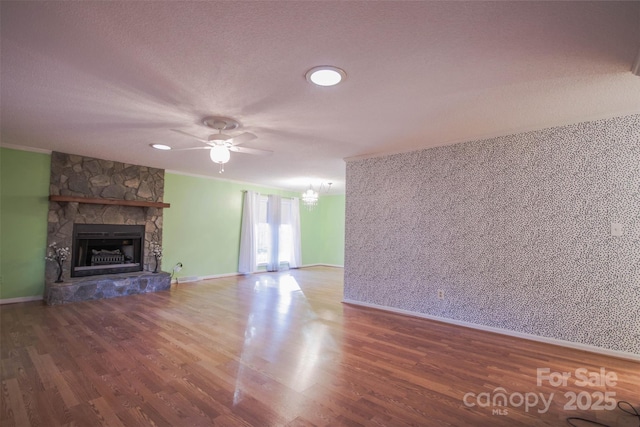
[233,272,338,408]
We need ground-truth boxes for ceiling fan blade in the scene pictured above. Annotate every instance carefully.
[228,146,272,156]
[170,146,211,151]
[229,132,257,146]
[170,129,208,142]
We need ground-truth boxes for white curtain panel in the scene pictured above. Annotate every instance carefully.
[238,191,259,274]
[266,194,282,271]
[289,197,302,268]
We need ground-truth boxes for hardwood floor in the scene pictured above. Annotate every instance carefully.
[1,266,638,426]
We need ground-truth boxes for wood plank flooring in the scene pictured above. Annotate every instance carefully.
[1,266,638,426]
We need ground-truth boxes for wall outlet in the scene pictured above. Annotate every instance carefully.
[611,223,623,237]
[437,289,445,300]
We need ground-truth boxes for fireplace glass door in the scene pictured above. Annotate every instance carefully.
[72,224,145,277]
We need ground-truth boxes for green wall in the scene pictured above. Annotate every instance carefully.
[0,148,345,300]
[0,148,51,299]
[301,194,345,266]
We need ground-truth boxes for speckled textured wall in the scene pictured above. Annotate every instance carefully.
[345,115,640,355]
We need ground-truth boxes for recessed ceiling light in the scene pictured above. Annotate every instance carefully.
[305,66,346,86]
[151,143,172,150]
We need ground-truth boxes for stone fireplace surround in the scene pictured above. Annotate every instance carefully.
[45,152,170,305]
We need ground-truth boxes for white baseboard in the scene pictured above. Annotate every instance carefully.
[301,263,344,268]
[342,299,640,362]
[172,265,344,284]
[0,295,43,305]
[173,272,242,284]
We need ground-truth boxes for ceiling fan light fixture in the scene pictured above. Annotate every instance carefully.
[209,145,231,164]
[306,66,346,86]
[151,143,172,150]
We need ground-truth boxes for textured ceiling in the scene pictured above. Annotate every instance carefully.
[2,1,639,194]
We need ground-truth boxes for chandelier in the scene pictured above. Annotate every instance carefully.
[301,182,332,210]
[301,187,319,209]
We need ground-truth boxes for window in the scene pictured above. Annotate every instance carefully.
[256,196,294,266]
[239,191,301,273]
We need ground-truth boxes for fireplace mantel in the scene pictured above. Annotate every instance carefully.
[49,195,170,209]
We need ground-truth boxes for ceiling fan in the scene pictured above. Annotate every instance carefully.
[169,116,272,173]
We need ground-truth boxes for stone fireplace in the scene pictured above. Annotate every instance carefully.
[45,152,171,304]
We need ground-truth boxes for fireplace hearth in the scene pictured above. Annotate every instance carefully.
[72,224,144,277]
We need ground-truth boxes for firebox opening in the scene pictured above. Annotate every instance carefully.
[72,224,145,277]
